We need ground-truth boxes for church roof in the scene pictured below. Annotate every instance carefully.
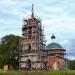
[46,42,63,49]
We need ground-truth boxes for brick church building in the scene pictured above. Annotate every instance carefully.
[19,5,68,71]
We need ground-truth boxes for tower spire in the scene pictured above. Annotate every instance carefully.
[31,4,34,18]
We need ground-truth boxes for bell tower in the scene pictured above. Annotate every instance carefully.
[22,4,45,52]
[19,4,46,70]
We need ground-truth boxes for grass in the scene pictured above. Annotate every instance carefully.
[0,70,75,75]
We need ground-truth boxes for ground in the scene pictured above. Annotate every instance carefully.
[0,70,75,75]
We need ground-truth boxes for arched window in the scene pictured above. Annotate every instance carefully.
[28,44,31,50]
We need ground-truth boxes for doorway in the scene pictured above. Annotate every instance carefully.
[26,59,31,70]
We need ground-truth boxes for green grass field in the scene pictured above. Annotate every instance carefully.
[0,70,75,75]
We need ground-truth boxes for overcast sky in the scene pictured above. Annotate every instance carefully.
[0,0,75,59]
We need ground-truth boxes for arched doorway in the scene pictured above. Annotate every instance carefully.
[26,59,31,70]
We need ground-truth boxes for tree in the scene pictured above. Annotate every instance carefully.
[0,34,21,69]
[68,60,75,70]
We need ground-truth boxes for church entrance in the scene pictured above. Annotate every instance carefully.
[26,59,31,70]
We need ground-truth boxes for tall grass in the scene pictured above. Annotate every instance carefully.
[0,70,75,75]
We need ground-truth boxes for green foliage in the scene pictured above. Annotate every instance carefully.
[0,70,75,75]
[68,60,75,70]
[0,34,21,69]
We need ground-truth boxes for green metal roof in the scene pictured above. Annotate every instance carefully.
[46,42,63,49]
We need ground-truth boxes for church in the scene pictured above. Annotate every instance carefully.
[19,5,68,71]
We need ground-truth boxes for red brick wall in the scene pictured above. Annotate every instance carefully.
[48,57,64,70]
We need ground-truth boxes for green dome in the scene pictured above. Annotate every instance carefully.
[47,42,63,49]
